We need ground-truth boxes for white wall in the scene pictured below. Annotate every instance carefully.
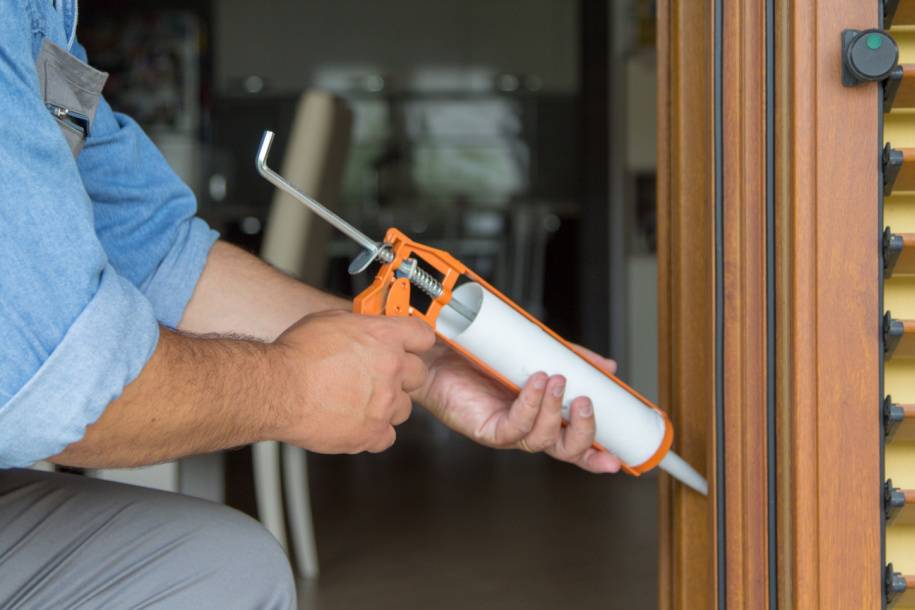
[215,0,579,93]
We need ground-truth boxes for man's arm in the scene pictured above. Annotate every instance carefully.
[177,241,346,340]
[52,329,276,467]
[52,306,436,468]
[54,241,617,474]
[72,40,220,330]
[152,242,621,474]
[50,241,375,468]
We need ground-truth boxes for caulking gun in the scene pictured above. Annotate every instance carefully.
[257,130,708,495]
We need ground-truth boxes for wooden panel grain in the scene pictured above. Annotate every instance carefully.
[890,490,915,526]
[893,574,915,609]
[892,4,915,28]
[775,0,882,608]
[892,65,915,109]
[891,234,915,275]
[895,587,915,608]
[891,320,915,358]
[892,148,915,192]
[656,0,715,608]
[891,405,915,442]
[720,0,770,607]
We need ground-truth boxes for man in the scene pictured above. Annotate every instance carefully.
[0,1,621,607]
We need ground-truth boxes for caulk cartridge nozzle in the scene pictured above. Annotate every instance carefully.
[658,451,708,496]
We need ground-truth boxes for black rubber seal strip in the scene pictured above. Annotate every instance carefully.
[714,0,727,606]
[766,0,778,607]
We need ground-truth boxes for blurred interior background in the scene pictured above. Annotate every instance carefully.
[77,1,660,608]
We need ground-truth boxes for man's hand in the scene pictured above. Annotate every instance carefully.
[269,310,436,454]
[415,342,622,474]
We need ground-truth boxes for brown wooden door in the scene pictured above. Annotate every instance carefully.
[657,1,883,608]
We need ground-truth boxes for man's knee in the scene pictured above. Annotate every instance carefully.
[138,490,297,609]
[193,501,297,608]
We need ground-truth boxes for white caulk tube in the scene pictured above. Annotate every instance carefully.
[437,282,708,496]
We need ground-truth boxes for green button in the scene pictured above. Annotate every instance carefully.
[867,33,883,50]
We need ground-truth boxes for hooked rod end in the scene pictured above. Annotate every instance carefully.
[256,130,276,175]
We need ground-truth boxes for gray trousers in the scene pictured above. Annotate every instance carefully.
[0,469,296,609]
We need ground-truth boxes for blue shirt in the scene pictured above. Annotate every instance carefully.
[0,0,219,467]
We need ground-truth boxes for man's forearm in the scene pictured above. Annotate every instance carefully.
[178,240,348,340]
[52,241,348,468]
[52,327,282,468]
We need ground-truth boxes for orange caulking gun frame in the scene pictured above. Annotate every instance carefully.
[257,130,676,479]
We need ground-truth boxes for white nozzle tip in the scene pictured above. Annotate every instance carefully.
[659,451,708,496]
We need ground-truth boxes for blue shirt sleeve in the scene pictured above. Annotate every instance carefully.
[0,7,160,467]
[71,42,219,328]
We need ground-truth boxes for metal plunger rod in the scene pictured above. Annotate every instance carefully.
[257,131,381,253]
[256,131,474,321]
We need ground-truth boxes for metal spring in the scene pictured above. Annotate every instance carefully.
[405,263,444,298]
[393,255,474,321]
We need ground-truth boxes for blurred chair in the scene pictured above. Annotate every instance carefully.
[256,91,353,581]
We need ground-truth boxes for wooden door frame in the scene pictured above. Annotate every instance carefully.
[775,1,882,608]
[656,1,716,608]
[658,1,772,608]
[720,0,772,607]
[658,0,883,607]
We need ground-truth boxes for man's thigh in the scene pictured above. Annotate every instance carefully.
[0,468,295,610]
